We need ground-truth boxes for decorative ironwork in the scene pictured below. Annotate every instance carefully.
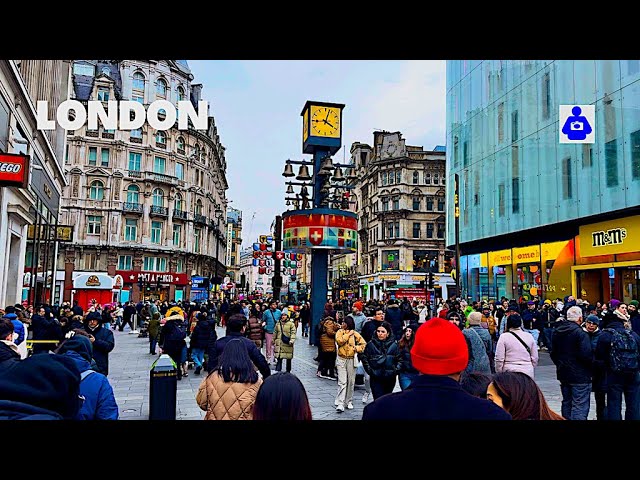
[150,205,168,216]
[123,202,143,213]
[173,209,188,220]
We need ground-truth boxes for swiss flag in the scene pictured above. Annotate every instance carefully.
[309,227,324,246]
[275,251,284,261]
[258,267,266,274]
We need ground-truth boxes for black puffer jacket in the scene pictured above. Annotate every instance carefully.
[190,319,215,350]
[361,336,398,379]
[396,343,418,375]
[550,320,592,384]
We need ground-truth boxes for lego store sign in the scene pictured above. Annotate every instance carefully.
[0,153,29,189]
[580,216,640,257]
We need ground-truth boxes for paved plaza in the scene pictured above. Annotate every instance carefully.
[108,324,597,420]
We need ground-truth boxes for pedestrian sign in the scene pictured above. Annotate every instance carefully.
[560,105,594,144]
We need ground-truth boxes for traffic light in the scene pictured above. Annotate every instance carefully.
[428,270,434,289]
[138,277,143,290]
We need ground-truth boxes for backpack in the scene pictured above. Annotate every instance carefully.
[604,328,639,373]
[167,322,187,342]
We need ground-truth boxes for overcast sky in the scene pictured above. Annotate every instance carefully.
[187,60,446,248]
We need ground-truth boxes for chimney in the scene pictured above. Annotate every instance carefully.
[191,83,203,105]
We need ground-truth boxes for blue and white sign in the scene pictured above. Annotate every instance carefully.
[559,105,595,144]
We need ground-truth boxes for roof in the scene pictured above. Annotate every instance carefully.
[433,145,446,152]
[175,60,191,73]
[72,61,122,101]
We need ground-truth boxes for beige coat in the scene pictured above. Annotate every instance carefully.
[196,371,262,420]
[274,319,296,359]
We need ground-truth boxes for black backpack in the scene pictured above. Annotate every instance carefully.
[167,321,187,342]
[604,328,639,373]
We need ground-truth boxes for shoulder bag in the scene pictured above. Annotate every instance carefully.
[280,322,291,345]
[507,330,531,354]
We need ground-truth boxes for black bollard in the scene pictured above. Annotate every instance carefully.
[149,354,177,420]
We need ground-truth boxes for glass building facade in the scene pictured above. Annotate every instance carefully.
[446,60,640,304]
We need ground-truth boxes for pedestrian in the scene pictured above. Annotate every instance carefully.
[360,320,398,400]
[487,371,564,420]
[55,332,119,420]
[360,307,386,404]
[196,338,263,420]
[583,314,606,420]
[384,299,404,341]
[274,312,296,373]
[362,318,511,420]
[335,315,366,413]
[190,311,215,375]
[261,300,281,364]
[460,372,491,399]
[317,316,339,380]
[247,315,264,349]
[83,311,115,376]
[120,301,136,332]
[494,313,539,379]
[253,372,312,421]
[159,306,188,379]
[148,312,161,355]
[30,305,62,354]
[396,323,419,390]
[463,312,493,377]
[0,318,20,370]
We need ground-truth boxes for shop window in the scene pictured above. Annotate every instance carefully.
[382,250,399,270]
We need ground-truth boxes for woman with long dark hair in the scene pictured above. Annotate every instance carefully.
[253,372,312,420]
[486,371,564,420]
[396,323,419,390]
[196,338,262,420]
[361,320,398,400]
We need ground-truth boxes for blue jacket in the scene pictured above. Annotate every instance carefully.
[206,331,271,379]
[3,313,24,345]
[362,374,512,420]
[262,309,281,334]
[62,350,119,420]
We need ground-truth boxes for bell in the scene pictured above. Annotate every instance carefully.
[319,156,333,174]
[301,185,309,196]
[320,184,330,195]
[297,164,312,181]
[286,199,291,206]
[346,169,357,182]
[302,197,311,209]
[332,167,344,181]
[282,162,295,177]
[293,200,300,209]
[286,185,294,194]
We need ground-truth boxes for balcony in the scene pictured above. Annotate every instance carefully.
[122,202,143,213]
[150,205,168,216]
[194,213,207,224]
[130,136,142,144]
[145,171,184,186]
[128,170,142,178]
[102,131,115,139]
[173,209,188,221]
[86,130,99,137]
[156,141,167,149]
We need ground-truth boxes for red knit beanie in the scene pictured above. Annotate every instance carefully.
[438,309,449,319]
[410,318,469,375]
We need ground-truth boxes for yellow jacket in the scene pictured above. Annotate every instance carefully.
[335,329,366,359]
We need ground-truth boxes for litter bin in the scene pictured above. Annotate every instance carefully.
[149,354,177,420]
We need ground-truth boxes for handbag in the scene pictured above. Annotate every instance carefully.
[280,323,291,345]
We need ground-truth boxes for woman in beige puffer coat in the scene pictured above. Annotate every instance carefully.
[274,313,296,373]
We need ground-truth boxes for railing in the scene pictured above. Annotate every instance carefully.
[145,171,183,186]
[128,170,142,178]
[156,142,166,149]
[194,213,207,224]
[123,202,143,213]
[130,136,143,144]
[150,205,168,216]
[173,209,188,220]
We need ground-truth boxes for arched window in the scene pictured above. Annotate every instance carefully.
[177,137,185,151]
[174,193,183,211]
[425,173,431,185]
[156,131,166,145]
[133,72,145,91]
[155,78,167,98]
[196,199,203,215]
[194,144,201,160]
[152,188,164,207]
[126,184,139,203]
[177,86,186,102]
[89,180,104,200]
[413,171,419,184]
[434,173,439,184]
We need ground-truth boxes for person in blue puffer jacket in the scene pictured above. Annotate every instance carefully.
[55,332,119,420]
[2,306,25,346]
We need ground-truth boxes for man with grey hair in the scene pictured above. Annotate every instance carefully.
[550,305,593,419]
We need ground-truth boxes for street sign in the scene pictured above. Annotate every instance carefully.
[226,282,234,289]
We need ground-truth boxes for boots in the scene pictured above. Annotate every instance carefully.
[194,366,201,375]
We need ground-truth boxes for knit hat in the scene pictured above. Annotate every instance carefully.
[544,299,552,305]
[468,311,483,326]
[610,299,621,310]
[630,300,639,308]
[508,304,520,312]
[410,318,469,376]
[57,334,93,363]
[438,309,449,319]
[586,314,600,326]
[527,300,535,305]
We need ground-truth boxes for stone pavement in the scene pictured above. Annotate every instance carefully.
[108,324,597,420]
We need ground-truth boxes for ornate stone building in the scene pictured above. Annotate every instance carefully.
[58,60,228,303]
[352,131,453,301]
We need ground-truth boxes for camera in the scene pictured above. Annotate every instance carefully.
[570,121,583,131]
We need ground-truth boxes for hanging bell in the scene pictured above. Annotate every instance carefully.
[286,185,294,194]
[297,164,312,181]
[319,156,333,174]
[300,185,309,196]
[332,167,344,181]
[282,161,295,177]
[286,199,291,206]
[302,197,311,209]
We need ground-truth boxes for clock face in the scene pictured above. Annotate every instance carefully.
[386,143,397,156]
[310,105,341,138]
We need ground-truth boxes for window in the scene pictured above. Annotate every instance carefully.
[175,163,184,180]
[412,197,420,211]
[434,173,439,185]
[413,222,421,238]
[562,157,572,199]
[130,128,142,139]
[174,193,183,211]
[173,224,181,246]
[196,199,203,215]
[438,197,445,211]
[230,257,236,266]
[176,258,184,273]
[413,171,419,184]
[425,173,431,185]
[437,223,445,239]
[152,188,164,207]
[498,102,505,143]
[124,219,137,241]
[392,197,399,210]
[154,156,166,174]
[498,183,505,217]
[605,139,618,187]
[453,136,459,168]
[88,147,97,166]
[177,137,185,151]
[151,221,162,244]
[426,197,433,211]
[73,63,94,76]
[97,87,109,102]
[512,177,520,213]
[632,130,640,180]
[118,255,132,270]
[360,151,367,167]
[100,148,109,167]
[128,152,141,171]
[155,78,168,98]
[126,184,139,203]
[426,223,434,238]
[132,72,145,92]
[394,222,400,238]
[582,144,593,168]
[382,198,389,211]
[396,171,401,184]
[177,86,186,101]
[87,215,101,234]
[442,175,446,185]
[382,172,387,186]
[89,180,104,200]
[156,131,166,146]
[387,222,394,239]
[194,228,201,252]
[463,140,469,167]
[132,95,144,104]
[512,110,519,142]
[143,256,167,272]
[85,252,98,270]
[542,72,551,119]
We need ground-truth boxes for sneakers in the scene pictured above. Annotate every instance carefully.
[362,392,370,404]
[336,404,345,413]
[347,402,354,410]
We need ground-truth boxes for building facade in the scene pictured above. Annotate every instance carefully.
[352,131,454,301]
[447,60,640,303]
[226,207,242,284]
[59,60,228,304]
[0,60,69,307]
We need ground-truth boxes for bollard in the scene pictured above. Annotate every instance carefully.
[149,354,177,420]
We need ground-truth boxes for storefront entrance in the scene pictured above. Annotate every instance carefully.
[575,265,640,304]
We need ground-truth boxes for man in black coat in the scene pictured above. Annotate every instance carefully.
[384,300,404,341]
[31,305,62,354]
[71,300,84,317]
[362,318,511,420]
[550,306,593,420]
[190,315,216,375]
[206,314,270,379]
[84,315,115,376]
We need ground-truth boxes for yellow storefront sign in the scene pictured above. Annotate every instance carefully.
[490,249,512,266]
[579,216,640,257]
[513,245,541,264]
[542,240,569,262]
